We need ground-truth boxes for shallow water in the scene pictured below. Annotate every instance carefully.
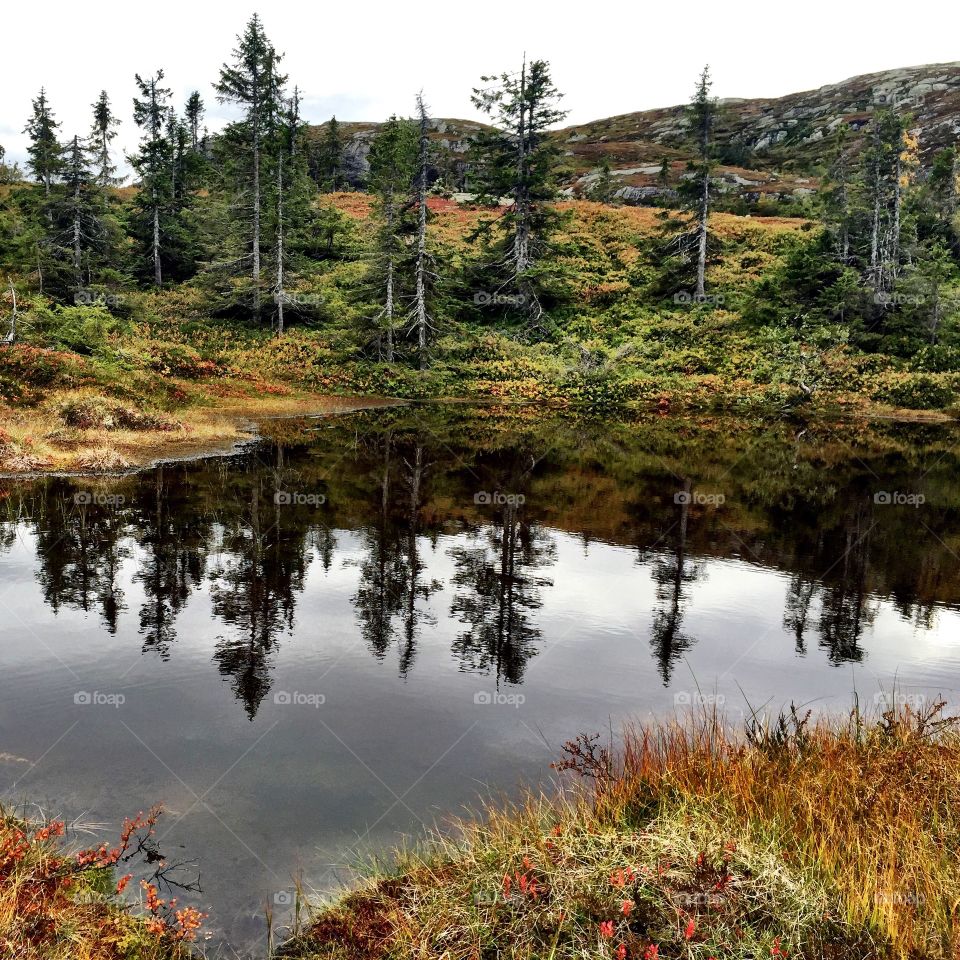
[1,407,959,954]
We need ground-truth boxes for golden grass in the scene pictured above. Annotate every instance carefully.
[0,389,393,475]
[290,703,960,959]
[606,704,960,958]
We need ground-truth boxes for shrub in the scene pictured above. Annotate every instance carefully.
[57,395,177,432]
[26,302,130,356]
[143,341,219,379]
[910,344,960,374]
[0,345,88,403]
[871,372,956,410]
[562,371,631,412]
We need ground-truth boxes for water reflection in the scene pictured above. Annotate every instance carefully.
[2,408,960,720]
[647,480,704,683]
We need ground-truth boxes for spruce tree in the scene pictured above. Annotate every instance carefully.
[215,14,287,322]
[367,115,417,360]
[858,108,912,296]
[24,89,63,200]
[410,95,433,368]
[131,70,173,286]
[269,90,316,334]
[589,156,615,203]
[60,135,102,289]
[923,147,959,252]
[89,91,120,187]
[184,91,205,151]
[470,57,568,332]
[822,124,853,263]
[315,116,344,192]
[683,65,716,299]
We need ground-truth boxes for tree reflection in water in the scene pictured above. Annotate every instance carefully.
[2,409,959,717]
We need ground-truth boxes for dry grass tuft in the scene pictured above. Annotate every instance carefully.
[71,446,134,472]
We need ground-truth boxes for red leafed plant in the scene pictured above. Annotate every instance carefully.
[1,804,205,958]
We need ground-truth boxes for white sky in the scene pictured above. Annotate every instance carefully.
[1,0,957,174]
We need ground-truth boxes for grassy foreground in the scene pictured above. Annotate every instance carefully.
[285,702,960,960]
[3,704,959,958]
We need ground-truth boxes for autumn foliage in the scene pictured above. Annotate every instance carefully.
[0,805,203,960]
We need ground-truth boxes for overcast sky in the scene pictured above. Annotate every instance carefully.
[1,0,957,173]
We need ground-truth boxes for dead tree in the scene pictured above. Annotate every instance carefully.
[3,278,17,345]
[410,93,433,370]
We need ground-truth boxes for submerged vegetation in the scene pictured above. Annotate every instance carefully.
[288,701,960,960]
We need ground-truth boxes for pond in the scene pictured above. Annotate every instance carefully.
[1,406,959,954]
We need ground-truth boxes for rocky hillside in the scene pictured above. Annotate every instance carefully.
[303,118,490,192]
[559,61,960,204]
[308,62,960,207]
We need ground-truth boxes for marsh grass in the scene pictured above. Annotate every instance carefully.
[0,389,375,475]
[290,700,960,959]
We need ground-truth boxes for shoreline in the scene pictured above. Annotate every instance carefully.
[282,703,960,960]
[2,389,957,481]
[0,393,404,480]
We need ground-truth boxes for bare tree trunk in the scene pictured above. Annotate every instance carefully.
[890,152,902,283]
[413,95,430,371]
[513,55,530,275]
[5,278,17,344]
[870,179,881,289]
[868,126,883,291]
[836,157,850,262]
[73,216,82,288]
[384,188,395,362]
[695,170,709,299]
[694,84,711,300]
[152,195,162,287]
[275,155,285,336]
[841,189,849,263]
[252,86,262,323]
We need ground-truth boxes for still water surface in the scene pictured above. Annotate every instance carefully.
[1,407,959,954]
